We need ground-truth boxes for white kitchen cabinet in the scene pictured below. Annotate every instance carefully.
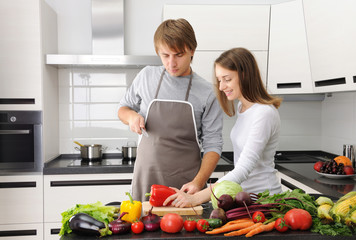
[303,0,356,93]
[163,5,270,51]
[0,0,57,111]
[0,174,43,239]
[192,51,268,86]
[43,173,133,238]
[268,0,313,94]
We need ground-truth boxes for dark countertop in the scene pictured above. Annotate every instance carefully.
[43,153,234,175]
[60,202,355,240]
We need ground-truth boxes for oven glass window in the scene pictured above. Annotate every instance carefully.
[0,124,34,168]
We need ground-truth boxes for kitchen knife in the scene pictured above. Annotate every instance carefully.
[141,128,149,138]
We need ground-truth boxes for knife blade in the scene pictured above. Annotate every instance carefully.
[141,128,149,138]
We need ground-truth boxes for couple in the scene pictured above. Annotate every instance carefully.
[118,18,282,206]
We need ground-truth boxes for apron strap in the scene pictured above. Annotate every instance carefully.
[154,69,193,101]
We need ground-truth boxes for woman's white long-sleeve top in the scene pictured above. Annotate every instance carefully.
[219,102,282,195]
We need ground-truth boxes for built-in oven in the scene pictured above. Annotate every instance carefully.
[0,111,42,172]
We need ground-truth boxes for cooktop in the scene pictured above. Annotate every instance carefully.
[67,158,135,167]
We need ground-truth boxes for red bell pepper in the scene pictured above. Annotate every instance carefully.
[145,184,176,207]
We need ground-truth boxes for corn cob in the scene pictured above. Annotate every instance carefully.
[344,206,356,227]
[330,191,356,223]
[317,204,333,223]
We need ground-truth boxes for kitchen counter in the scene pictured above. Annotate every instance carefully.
[43,153,234,175]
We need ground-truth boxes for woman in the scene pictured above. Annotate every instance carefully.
[164,48,283,208]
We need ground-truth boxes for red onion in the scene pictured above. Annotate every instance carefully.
[108,212,131,234]
[142,208,161,232]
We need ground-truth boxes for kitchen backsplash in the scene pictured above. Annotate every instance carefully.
[58,68,356,155]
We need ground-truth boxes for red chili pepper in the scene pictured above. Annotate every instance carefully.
[145,184,176,207]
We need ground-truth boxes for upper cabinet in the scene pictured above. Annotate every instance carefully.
[268,0,313,94]
[163,5,270,84]
[163,5,270,51]
[303,0,356,93]
[0,0,57,111]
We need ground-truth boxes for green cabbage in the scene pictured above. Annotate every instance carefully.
[211,180,243,209]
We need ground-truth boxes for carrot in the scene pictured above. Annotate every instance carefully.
[224,222,263,236]
[205,221,255,235]
[245,221,275,238]
[224,218,252,225]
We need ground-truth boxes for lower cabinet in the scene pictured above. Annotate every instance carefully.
[0,174,43,240]
[43,173,133,240]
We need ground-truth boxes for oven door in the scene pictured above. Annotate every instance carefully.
[0,123,42,172]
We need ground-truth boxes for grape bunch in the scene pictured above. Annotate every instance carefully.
[319,160,345,175]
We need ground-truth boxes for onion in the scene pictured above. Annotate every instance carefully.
[142,208,161,232]
[109,212,131,234]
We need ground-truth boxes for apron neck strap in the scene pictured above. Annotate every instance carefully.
[154,68,193,101]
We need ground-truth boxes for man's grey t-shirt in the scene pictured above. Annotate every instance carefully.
[118,65,223,155]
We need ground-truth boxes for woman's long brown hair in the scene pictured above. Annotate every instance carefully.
[214,48,282,116]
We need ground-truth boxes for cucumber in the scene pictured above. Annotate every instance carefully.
[194,218,223,229]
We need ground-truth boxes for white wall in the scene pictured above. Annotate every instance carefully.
[47,0,355,156]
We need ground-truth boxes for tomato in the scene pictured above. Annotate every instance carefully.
[160,213,184,233]
[183,219,196,232]
[284,208,312,230]
[274,218,289,232]
[131,221,144,234]
[252,211,265,223]
[196,219,209,233]
[313,161,324,172]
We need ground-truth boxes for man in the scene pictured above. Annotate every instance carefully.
[118,18,223,202]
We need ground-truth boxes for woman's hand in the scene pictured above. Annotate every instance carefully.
[163,188,198,208]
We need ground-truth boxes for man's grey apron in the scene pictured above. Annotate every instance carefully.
[132,69,201,202]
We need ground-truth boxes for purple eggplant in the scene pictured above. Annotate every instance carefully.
[69,213,106,236]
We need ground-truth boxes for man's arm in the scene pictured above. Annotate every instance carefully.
[118,106,145,134]
[180,151,220,194]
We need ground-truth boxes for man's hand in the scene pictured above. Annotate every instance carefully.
[118,106,146,135]
[180,181,201,194]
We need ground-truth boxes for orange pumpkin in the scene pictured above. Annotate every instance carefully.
[334,156,352,166]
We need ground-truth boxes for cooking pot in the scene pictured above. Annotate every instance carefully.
[121,146,137,160]
[75,144,105,160]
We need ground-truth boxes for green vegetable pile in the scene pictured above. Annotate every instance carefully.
[59,201,119,236]
[256,189,318,217]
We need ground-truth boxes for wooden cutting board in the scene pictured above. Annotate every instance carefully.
[142,201,203,216]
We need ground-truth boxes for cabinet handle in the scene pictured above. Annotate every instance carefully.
[0,98,35,104]
[50,228,60,235]
[0,130,30,135]
[0,181,36,188]
[277,82,301,89]
[281,179,298,190]
[50,179,132,187]
[314,77,346,87]
[353,76,356,83]
[0,230,37,237]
